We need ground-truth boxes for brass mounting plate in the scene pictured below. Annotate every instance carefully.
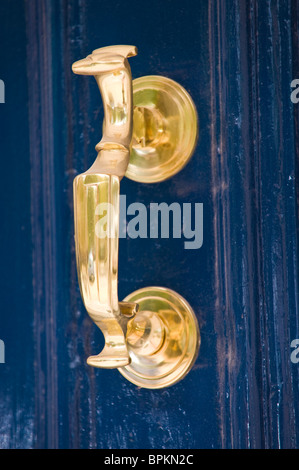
[118,286,200,389]
[126,76,198,183]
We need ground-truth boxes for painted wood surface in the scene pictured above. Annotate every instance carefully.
[0,0,298,448]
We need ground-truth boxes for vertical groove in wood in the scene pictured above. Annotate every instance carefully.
[292,2,299,281]
[238,0,264,449]
[254,0,298,448]
[208,0,219,443]
[249,0,271,448]
[208,0,228,448]
[210,0,299,448]
[25,0,58,449]
[290,0,299,448]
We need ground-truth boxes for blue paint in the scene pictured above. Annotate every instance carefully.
[0,0,298,449]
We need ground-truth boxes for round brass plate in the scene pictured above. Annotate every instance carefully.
[125,76,198,183]
[118,286,200,389]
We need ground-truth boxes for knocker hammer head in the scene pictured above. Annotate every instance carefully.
[72,45,138,75]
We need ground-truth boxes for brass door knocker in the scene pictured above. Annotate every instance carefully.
[72,45,200,389]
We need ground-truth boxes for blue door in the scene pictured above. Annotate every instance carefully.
[0,0,298,449]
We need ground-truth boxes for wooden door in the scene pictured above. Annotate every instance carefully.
[0,0,298,449]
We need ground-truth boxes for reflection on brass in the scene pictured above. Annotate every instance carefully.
[128,76,198,183]
[72,45,200,388]
[73,46,137,369]
[119,287,200,389]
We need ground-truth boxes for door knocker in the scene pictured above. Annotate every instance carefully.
[72,45,200,389]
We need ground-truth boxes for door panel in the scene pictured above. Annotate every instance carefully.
[0,0,298,449]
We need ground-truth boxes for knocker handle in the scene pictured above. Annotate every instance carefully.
[73,46,137,368]
[72,45,200,387]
